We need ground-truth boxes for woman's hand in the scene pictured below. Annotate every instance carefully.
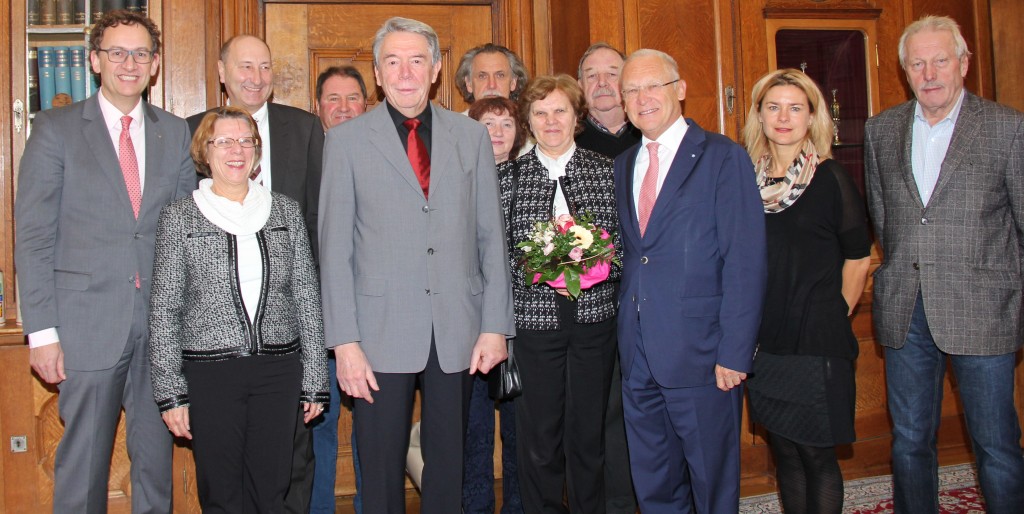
[161,406,192,440]
[302,402,325,424]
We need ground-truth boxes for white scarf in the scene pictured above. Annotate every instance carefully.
[193,178,273,235]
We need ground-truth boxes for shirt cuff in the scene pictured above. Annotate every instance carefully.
[28,328,60,348]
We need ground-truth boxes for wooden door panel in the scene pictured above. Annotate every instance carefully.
[266,3,493,114]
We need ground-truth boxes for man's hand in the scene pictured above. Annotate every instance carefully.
[161,406,192,440]
[469,333,507,375]
[334,343,379,404]
[715,364,747,391]
[30,342,66,384]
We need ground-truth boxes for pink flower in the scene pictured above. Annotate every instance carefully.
[543,243,555,255]
[555,214,575,234]
[569,246,584,262]
[600,229,611,240]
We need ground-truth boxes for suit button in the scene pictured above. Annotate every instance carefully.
[425,289,431,295]
[640,256,649,264]
[134,233,141,239]
[422,205,429,213]
[913,262,920,270]
[921,217,928,225]
[427,248,434,255]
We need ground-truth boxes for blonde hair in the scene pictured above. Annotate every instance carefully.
[190,106,262,178]
[741,68,833,162]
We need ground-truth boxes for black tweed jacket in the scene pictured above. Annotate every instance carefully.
[149,192,328,412]
[498,147,622,331]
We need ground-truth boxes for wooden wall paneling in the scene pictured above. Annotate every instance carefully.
[498,0,540,77]
[161,0,217,117]
[1,0,15,326]
[990,0,1024,111]
[0,340,36,512]
[586,0,628,51]
[531,0,553,75]
[548,0,590,76]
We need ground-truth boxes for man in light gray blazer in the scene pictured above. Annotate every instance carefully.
[15,11,196,514]
[865,15,1024,514]
[318,17,514,514]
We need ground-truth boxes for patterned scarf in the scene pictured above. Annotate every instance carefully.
[755,140,819,213]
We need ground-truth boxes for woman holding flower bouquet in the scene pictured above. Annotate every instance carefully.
[741,69,871,514]
[499,74,621,513]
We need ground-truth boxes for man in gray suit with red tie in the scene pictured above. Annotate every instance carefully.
[16,10,196,513]
[865,15,1024,514]
[318,17,514,514]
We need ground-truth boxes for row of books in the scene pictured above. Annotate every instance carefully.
[29,46,100,112]
[28,0,147,26]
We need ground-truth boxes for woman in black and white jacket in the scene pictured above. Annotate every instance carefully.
[499,74,622,513]
[149,106,327,513]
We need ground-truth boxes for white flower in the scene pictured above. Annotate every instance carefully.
[521,245,533,253]
[543,243,555,255]
[568,225,594,249]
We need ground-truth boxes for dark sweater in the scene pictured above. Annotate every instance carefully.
[575,118,641,160]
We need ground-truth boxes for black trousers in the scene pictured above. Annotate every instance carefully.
[284,407,315,514]
[353,339,473,514]
[515,295,617,513]
[184,353,302,514]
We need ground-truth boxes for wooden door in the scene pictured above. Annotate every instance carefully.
[265,3,494,114]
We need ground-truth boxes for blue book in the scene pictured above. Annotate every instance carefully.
[38,47,55,110]
[53,47,73,108]
[70,46,87,102]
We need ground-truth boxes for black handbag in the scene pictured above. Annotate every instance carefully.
[488,338,522,401]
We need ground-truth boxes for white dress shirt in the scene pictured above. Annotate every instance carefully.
[912,90,965,206]
[537,143,577,218]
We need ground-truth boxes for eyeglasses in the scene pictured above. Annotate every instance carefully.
[207,137,259,149]
[621,79,680,100]
[96,47,155,64]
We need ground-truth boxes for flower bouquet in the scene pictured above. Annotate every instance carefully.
[517,213,618,299]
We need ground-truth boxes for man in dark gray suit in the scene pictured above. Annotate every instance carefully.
[319,17,514,514]
[865,15,1024,514]
[185,34,326,514]
[16,10,196,513]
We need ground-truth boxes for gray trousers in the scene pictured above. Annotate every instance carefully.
[53,292,172,514]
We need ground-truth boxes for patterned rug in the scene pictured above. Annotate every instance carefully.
[739,463,984,513]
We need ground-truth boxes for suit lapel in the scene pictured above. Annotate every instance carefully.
[367,104,428,199]
[427,104,456,199]
[82,96,137,220]
[643,120,705,236]
[267,103,288,195]
[139,103,166,223]
[931,93,980,201]
[897,103,925,208]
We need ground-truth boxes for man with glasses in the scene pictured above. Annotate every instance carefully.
[186,34,326,514]
[613,49,766,514]
[16,10,197,513]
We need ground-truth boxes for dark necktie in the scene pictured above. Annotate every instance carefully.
[403,118,430,200]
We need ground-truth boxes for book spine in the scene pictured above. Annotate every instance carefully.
[70,47,87,103]
[27,0,40,26]
[106,0,124,12]
[38,47,56,110]
[56,0,73,24]
[40,0,56,25]
[74,0,87,25]
[126,0,144,15]
[88,70,100,98]
[29,48,41,113]
[92,0,104,24]
[53,47,73,108]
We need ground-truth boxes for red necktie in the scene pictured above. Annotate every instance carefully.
[119,115,142,218]
[119,115,142,288]
[638,142,659,236]
[403,118,430,200]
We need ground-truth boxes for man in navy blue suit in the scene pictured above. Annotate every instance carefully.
[613,49,766,513]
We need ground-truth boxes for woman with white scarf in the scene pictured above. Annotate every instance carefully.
[149,106,327,513]
[741,69,872,514]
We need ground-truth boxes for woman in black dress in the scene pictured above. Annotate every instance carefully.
[741,69,871,514]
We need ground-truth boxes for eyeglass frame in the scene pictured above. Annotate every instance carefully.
[207,136,260,149]
[621,79,681,100]
[96,47,157,64]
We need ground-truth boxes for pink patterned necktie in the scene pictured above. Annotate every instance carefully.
[638,142,660,236]
[403,118,431,200]
[119,115,142,219]
[119,116,142,288]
